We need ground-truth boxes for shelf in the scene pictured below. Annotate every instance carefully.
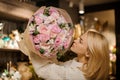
[0,48,21,52]
[0,0,39,21]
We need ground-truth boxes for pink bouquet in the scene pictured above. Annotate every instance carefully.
[24,6,74,58]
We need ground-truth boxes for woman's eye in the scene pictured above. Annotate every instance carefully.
[79,38,83,43]
[79,38,81,43]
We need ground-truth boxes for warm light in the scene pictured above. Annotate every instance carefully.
[79,0,85,14]
[0,23,3,26]
[79,10,85,14]
[110,46,114,51]
[94,17,98,21]
[69,1,74,8]
[74,24,82,39]
[0,23,4,30]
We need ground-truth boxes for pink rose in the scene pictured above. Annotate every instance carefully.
[40,43,50,50]
[49,7,58,15]
[50,31,57,38]
[38,34,50,42]
[51,23,61,33]
[35,45,40,50]
[54,37,62,47]
[63,37,72,49]
[51,12,60,19]
[56,30,66,40]
[39,24,49,34]
[33,36,40,43]
[35,15,43,25]
[63,42,68,49]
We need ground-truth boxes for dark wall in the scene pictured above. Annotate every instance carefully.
[115,4,120,80]
[85,2,118,13]
[36,0,59,7]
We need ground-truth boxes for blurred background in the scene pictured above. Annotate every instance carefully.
[0,0,119,80]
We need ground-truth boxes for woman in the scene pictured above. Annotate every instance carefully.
[19,29,109,80]
[71,29,110,80]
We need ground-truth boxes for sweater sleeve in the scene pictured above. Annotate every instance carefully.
[30,52,86,80]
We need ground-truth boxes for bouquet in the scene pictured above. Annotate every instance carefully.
[23,6,74,58]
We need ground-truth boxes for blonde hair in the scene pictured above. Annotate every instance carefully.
[83,30,110,80]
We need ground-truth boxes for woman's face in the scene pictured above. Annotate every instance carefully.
[70,32,88,56]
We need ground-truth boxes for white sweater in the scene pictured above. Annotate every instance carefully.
[30,53,86,80]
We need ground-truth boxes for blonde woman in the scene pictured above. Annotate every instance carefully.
[70,29,109,80]
[19,29,109,80]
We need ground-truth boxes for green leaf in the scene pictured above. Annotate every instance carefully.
[32,31,39,36]
[68,23,73,28]
[29,20,36,26]
[46,40,49,43]
[39,48,45,54]
[32,26,39,36]
[4,69,9,75]
[62,46,65,50]
[43,7,50,16]
[59,23,66,28]
[51,48,54,52]
[57,52,62,59]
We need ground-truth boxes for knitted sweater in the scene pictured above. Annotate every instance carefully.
[30,53,86,80]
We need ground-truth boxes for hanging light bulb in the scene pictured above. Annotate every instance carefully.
[79,0,85,14]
